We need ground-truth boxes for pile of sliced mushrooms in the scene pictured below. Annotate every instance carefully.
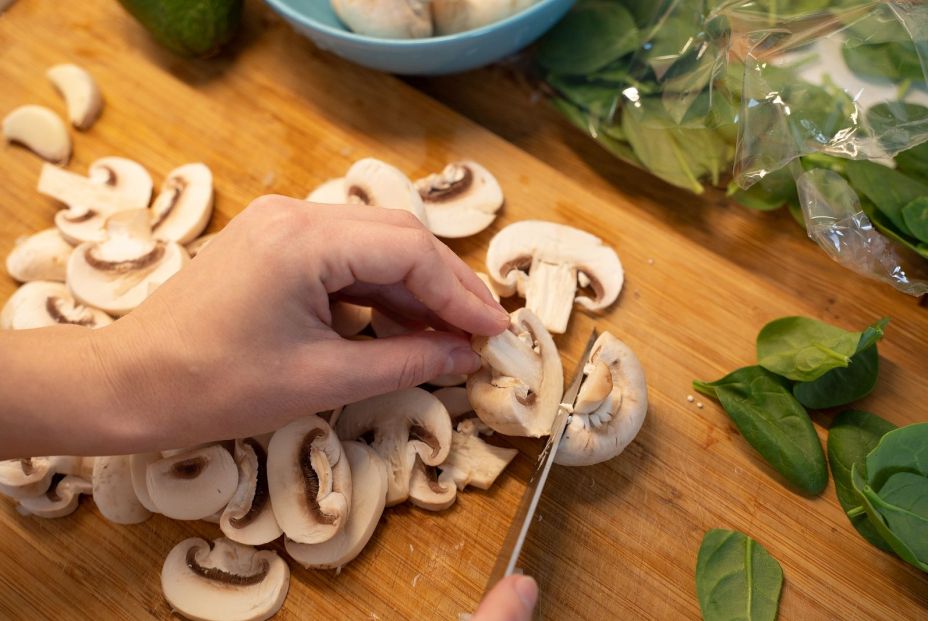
[2,64,648,621]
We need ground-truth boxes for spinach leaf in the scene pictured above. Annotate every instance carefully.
[547,75,620,120]
[896,142,928,180]
[756,316,860,382]
[729,167,797,212]
[695,529,783,621]
[866,102,928,154]
[694,366,827,495]
[536,2,639,75]
[842,41,925,83]
[859,197,928,260]
[826,410,896,551]
[901,197,928,244]
[845,159,928,237]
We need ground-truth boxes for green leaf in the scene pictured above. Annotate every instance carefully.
[896,142,928,180]
[547,75,620,120]
[901,197,928,244]
[845,159,928,238]
[875,472,928,563]
[826,410,896,552]
[842,41,925,84]
[694,366,827,495]
[729,168,797,212]
[859,197,928,260]
[866,102,928,154]
[864,422,928,489]
[695,529,783,621]
[756,316,861,382]
[536,2,639,75]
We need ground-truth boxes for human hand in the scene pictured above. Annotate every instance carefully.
[472,575,538,621]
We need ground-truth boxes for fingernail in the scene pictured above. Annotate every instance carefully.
[444,347,480,375]
[514,575,538,609]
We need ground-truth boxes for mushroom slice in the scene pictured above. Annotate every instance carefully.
[2,105,71,163]
[93,455,152,524]
[408,456,457,511]
[344,158,428,225]
[336,387,452,506]
[6,228,73,283]
[17,474,92,518]
[486,220,623,333]
[0,282,112,330]
[306,177,347,204]
[332,0,432,39]
[46,63,103,130]
[432,0,538,34]
[466,308,563,437]
[221,437,282,546]
[556,332,647,466]
[146,445,238,521]
[128,452,161,513]
[331,302,371,337]
[67,209,189,316]
[285,441,388,569]
[186,232,217,258]
[267,414,351,544]
[433,386,493,435]
[161,537,290,621]
[150,163,214,244]
[440,423,517,491]
[415,161,503,238]
[0,456,81,499]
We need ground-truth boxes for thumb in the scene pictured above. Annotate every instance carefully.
[472,575,538,621]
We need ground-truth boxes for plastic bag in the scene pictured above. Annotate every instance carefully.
[537,0,928,295]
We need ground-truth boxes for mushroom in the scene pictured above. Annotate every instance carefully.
[5,228,73,283]
[336,387,452,506]
[161,537,290,621]
[128,453,161,513]
[556,332,648,466]
[408,456,457,511]
[432,0,538,35]
[17,474,92,519]
[0,456,82,499]
[414,161,503,238]
[285,441,388,569]
[146,444,238,521]
[0,281,113,330]
[46,63,103,130]
[332,0,432,39]
[220,437,283,546]
[2,105,71,163]
[92,455,152,524]
[186,232,217,258]
[150,163,214,244]
[486,220,624,333]
[339,158,428,224]
[67,209,189,316]
[331,302,372,337]
[433,386,493,435]
[305,178,347,204]
[466,308,564,437]
[267,414,351,544]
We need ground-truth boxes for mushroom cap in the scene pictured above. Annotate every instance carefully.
[330,302,371,337]
[146,444,239,521]
[305,178,347,204]
[161,537,290,621]
[556,332,648,466]
[128,453,161,513]
[432,0,538,34]
[344,158,428,225]
[221,437,282,546]
[6,228,73,283]
[336,387,452,506]
[466,308,564,437]
[46,63,103,130]
[285,441,388,569]
[408,456,457,511]
[267,415,352,544]
[92,455,152,524]
[332,0,432,39]
[0,457,57,499]
[67,209,189,316]
[17,474,92,518]
[415,161,503,239]
[151,163,214,244]
[2,104,71,164]
[1,281,112,330]
[186,232,217,258]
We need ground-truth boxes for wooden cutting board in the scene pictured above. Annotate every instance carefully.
[0,1,926,619]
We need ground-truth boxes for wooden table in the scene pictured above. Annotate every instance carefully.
[0,1,926,619]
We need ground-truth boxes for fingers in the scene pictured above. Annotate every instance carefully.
[472,576,538,621]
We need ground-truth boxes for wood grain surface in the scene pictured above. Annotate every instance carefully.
[0,1,926,620]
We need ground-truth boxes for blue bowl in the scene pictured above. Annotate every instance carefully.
[265,0,574,75]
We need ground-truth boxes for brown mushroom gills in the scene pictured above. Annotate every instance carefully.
[46,297,96,326]
[229,439,270,529]
[84,243,165,273]
[409,425,441,459]
[152,177,188,229]
[185,544,269,586]
[299,429,338,525]
[418,165,473,203]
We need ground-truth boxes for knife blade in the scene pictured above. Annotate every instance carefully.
[485,328,599,589]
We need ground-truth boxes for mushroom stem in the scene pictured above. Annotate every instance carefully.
[476,328,542,392]
[38,164,147,213]
[525,259,577,335]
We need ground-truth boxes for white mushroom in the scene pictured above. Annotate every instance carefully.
[0,456,82,499]
[220,437,283,546]
[556,332,648,466]
[486,220,623,333]
[408,456,457,511]
[146,445,239,521]
[285,441,388,569]
[466,308,563,437]
[161,537,290,621]
[332,0,432,39]
[267,414,351,544]
[414,161,503,238]
[434,386,493,434]
[128,453,161,513]
[343,158,428,225]
[186,232,217,258]
[6,228,73,283]
[432,0,538,34]
[2,105,71,163]
[0,281,112,330]
[331,302,372,337]
[46,63,103,130]
[92,455,152,524]
[306,178,347,204]
[150,163,214,244]
[17,474,92,518]
[336,387,452,506]
[67,209,189,316]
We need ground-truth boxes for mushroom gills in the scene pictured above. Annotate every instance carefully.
[0,456,80,499]
[17,474,92,518]
[343,158,428,225]
[150,163,214,244]
[415,161,503,239]
[1,281,112,330]
[221,438,282,546]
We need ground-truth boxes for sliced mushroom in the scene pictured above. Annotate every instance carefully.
[17,474,92,518]
[285,441,388,569]
[486,220,623,333]
[145,445,238,521]
[432,0,538,34]
[466,308,563,437]
[556,332,647,466]
[6,228,73,283]
[332,0,432,39]
[67,209,189,316]
[440,422,517,490]
[336,387,452,506]
[267,415,351,544]
[92,455,152,524]
[344,158,428,225]
[331,302,372,337]
[305,178,347,204]
[46,63,103,130]
[408,456,457,511]
[2,105,71,163]
[221,437,283,546]
[433,386,493,435]
[0,282,112,330]
[186,232,217,258]
[128,453,161,513]
[0,456,81,499]
[150,163,214,244]
[161,537,290,621]
[414,161,503,238]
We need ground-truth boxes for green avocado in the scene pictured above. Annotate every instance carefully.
[117,0,244,58]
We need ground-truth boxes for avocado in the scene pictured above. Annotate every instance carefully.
[117,0,244,58]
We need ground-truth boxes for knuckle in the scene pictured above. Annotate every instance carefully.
[394,351,434,390]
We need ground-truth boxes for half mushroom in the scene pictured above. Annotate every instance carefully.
[1,281,112,330]
[0,456,82,499]
[414,160,503,238]
[17,474,92,519]
[5,228,73,283]
[2,104,71,164]
[150,163,214,244]
[220,437,282,546]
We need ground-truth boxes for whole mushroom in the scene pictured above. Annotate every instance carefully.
[331,0,432,39]
[432,0,539,34]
